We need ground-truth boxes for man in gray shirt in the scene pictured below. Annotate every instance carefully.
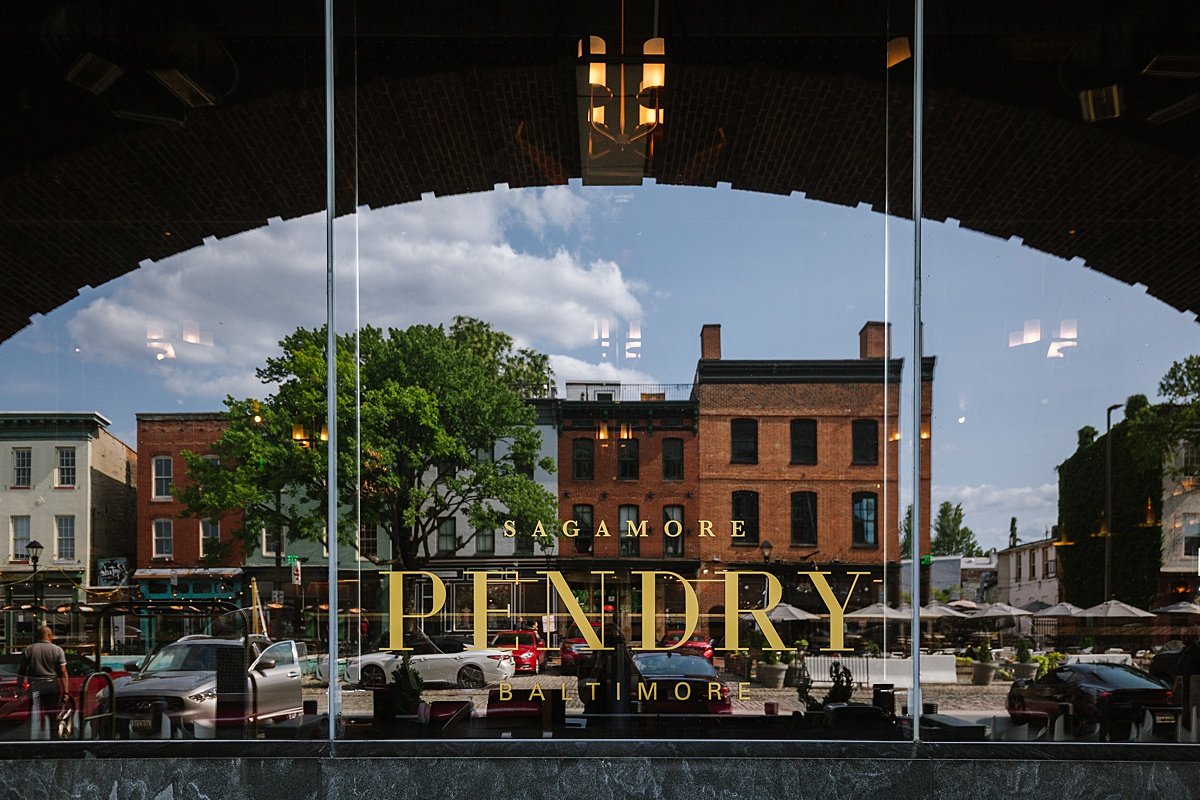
[17,626,70,739]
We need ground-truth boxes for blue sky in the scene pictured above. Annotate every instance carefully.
[2,183,1197,553]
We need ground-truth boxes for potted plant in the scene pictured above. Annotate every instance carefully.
[972,642,998,686]
[1013,639,1038,680]
[757,650,787,689]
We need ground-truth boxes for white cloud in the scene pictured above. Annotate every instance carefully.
[935,482,1058,515]
[64,188,646,404]
[548,355,658,388]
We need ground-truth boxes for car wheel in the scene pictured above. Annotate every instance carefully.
[457,664,487,689]
[361,665,387,687]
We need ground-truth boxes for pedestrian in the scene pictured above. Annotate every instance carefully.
[17,626,70,740]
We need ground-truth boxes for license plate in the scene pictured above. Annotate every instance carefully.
[1154,712,1176,725]
[130,718,154,732]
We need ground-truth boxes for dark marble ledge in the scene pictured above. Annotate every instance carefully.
[1,739,1199,763]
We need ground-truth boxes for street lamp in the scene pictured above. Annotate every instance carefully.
[759,540,773,563]
[1104,402,1123,600]
[26,539,44,630]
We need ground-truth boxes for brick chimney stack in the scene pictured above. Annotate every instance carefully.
[859,321,891,359]
[700,324,722,360]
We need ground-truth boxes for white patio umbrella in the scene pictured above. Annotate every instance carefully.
[844,602,911,622]
[971,602,1033,620]
[739,602,821,623]
[921,603,969,619]
[1151,601,1200,615]
[1033,601,1084,617]
[947,599,979,611]
[1077,599,1156,619]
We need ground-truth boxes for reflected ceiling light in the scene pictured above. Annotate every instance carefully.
[1058,319,1078,340]
[1008,320,1041,348]
[65,52,124,95]
[577,4,666,185]
[148,67,218,108]
[1146,92,1200,125]
[147,341,176,361]
[886,37,911,69]
[1047,340,1077,358]
[1142,55,1200,79]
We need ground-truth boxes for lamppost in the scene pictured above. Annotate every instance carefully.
[1104,402,1123,601]
[26,539,44,631]
[758,540,774,606]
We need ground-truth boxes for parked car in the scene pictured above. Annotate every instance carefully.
[1008,662,1179,739]
[0,651,130,733]
[337,631,515,688]
[490,630,547,674]
[113,635,304,738]
[658,630,714,663]
[578,649,732,717]
[559,621,603,675]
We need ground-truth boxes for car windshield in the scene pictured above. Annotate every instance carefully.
[634,653,716,678]
[491,633,534,647]
[1088,664,1168,690]
[140,642,227,673]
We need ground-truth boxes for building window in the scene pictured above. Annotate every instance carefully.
[662,438,684,481]
[359,523,379,559]
[790,492,818,546]
[619,505,641,556]
[574,504,594,554]
[1045,558,1057,577]
[56,516,75,560]
[851,492,877,546]
[790,419,817,465]
[730,419,758,464]
[731,491,760,544]
[1029,552,1038,580]
[262,527,286,557]
[153,456,173,499]
[514,531,535,555]
[474,443,495,463]
[851,420,878,465]
[153,519,174,558]
[1015,552,1022,581]
[56,448,76,487]
[11,516,30,558]
[201,519,220,556]
[617,439,639,480]
[437,518,457,555]
[476,528,495,554]
[572,439,594,480]
[12,448,31,488]
[663,505,684,557]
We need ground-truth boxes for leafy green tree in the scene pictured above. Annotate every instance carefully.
[899,504,913,559]
[177,319,559,570]
[930,502,984,557]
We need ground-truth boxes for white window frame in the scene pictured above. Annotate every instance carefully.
[153,456,173,500]
[11,516,30,560]
[359,523,379,560]
[12,448,31,488]
[262,526,286,557]
[56,447,77,488]
[55,515,76,560]
[153,518,174,558]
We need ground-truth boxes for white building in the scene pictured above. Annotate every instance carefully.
[1158,444,1200,604]
[996,535,1061,610]
[0,412,136,629]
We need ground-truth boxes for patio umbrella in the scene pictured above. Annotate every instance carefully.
[970,602,1033,620]
[1021,600,1052,613]
[920,603,969,619]
[1033,602,1084,617]
[844,602,911,622]
[947,599,979,611]
[1151,601,1200,615]
[739,602,821,623]
[1077,599,1156,619]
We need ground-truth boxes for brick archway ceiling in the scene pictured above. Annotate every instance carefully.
[3,2,1199,343]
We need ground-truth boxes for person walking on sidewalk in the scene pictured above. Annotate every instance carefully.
[17,626,70,739]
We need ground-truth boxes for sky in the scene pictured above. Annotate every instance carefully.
[3,182,1198,553]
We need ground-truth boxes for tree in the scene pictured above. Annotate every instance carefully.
[1008,517,1020,549]
[930,502,984,557]
[177,319,559,571]
[900,504,913,559]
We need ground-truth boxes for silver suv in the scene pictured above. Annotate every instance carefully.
[114,635,304,738]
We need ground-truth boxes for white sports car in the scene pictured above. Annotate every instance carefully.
[319,635,515,689]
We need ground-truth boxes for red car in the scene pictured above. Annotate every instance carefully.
[489,630,547,674]
[559,622,603,675]
[658,630,714,662]
[0,651,128,735]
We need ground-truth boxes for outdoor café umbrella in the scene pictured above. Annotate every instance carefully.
[947,599,979,612]
[920,603,969,619]
[1033,602,1084,617]
[739,602,821,623]
[970,602,1033,621]
[845,602,911,622]
[1077,599,1156,619]
[1151,601,1200,615]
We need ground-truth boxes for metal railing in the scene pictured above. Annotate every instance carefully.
[562,383,694,402]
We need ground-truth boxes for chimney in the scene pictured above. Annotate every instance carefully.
[859,321,891,359]
[700,324,722,360]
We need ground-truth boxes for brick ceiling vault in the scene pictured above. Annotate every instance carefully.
[3,5,1199,342]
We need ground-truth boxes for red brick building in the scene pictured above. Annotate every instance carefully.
[691,322,934,641]
[135,413,244,592]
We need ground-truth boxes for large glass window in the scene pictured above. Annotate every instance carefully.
[153,456,173,499]
[852,492,877,547]
[662,437,684,481]
[437,518,457,556]
[663,505,684,557]
[851,420,878,465]
[731,491,760,545]
[730,419,758,463]
[791,491,818,547]
[573,438,594,480]
[573,504,595,555]
[618,504,640,557]
[153,519,173,558]
[617,438,639,480]
[790,420,817,465]
[12,448,30,488]
[56,447,76,487]
[10,515,30,557]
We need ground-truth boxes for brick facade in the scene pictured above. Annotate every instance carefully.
[135,413,244,569]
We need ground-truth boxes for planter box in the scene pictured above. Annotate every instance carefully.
[971,662,998,686]
[758,663,787,689]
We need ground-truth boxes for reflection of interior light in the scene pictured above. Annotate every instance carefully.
[1047,341,1077,358]
[958,416,966,424]
[890,431,902,441]
[147,322,166,340]
[1008,320,1041,348]
[147,342,176,360]
[920,429,930,440]
[1058,319,1078,340]
[597,421,609,441]
[886,37,911,68]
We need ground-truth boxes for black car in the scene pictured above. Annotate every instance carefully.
[1007,662,1179,739]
